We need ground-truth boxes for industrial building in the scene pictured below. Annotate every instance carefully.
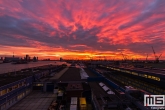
[0,64,65,110]
[47,63,152,110]
[98,65,165,95]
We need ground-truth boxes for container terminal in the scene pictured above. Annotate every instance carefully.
[0,61,165,110]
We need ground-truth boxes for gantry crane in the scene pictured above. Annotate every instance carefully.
[121,52,127,61]
[151,46,162,63]
[104,56,106,61]
[146,54,148,62]
[87,55,93,61]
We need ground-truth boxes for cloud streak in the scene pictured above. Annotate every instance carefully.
[0,0,165,60]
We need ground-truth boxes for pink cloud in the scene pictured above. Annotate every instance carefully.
[0,0,165,59]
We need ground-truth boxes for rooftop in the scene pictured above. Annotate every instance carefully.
[58,68,81,81]
[66,83,83,91]
[0,65,62,87]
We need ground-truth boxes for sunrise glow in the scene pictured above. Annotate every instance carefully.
[0,0,165,60]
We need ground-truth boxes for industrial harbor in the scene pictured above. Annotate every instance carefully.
[0,59,164,110]
[1,0,165,110]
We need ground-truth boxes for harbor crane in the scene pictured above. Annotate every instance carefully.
[146,54,148,62]
[87,55,93,61]
[151,46,162,63]
[103,56,106,61]
[98,55,106,61]
[121,52,127,61]
[98,56,101,61]
[113,57,116,61]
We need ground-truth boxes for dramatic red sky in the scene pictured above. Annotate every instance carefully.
[0,0,165,60]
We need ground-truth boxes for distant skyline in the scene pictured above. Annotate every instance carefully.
[0,0,165,60]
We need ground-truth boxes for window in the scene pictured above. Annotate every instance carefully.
[7,87,12,92]
[36,84,43,86]
[148,75,151,79]
[151,76,156,80]
[19,83,22,87]
[144,74,147,78]
[1,89,7,95]
[24,81,26,86]
[132,72,138,76]
[12,85,18,90]
[155,77,160,81]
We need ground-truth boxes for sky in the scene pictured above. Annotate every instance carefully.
[0,0,165,60]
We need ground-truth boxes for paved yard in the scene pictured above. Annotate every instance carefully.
[9,91,56,110]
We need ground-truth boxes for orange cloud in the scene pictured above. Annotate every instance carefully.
[0,0,165,60]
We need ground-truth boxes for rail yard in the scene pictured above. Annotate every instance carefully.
[0,61,165,110]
